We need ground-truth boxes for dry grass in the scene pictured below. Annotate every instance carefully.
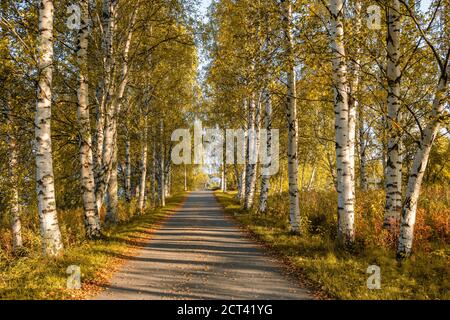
[0,193,186,300]
[215,188,450,300]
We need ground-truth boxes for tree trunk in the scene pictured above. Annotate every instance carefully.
[159,119,166,206]
[306,166,316,191]
[168,158,172,197]
[104,2,137,222]
[94,99,105,193]
[9,136,22,251]
[124,131,132,202]
[77,0,101,239]
[281,0,301,232]
[244,97,256,209]
[184,164,188,191]
[151,135,157,206]
[359,112,368,190]
[278,165,283,194]
[384,0,403,230]
[95,0,117,214]
[259,91,272,214]
[105,122,119,225]
[4,100,23,251]
[329,0,355,246]
[238,104,247,203]
[221,164,227,192]
[244,95,260,210]
[35,0,63,256]
[138,116,148,213]
[348,1,361,195]
[397,70,448,259]
[233,164,241,199]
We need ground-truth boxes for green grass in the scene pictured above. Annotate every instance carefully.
[0,193,186,300]
[214,191,450,300]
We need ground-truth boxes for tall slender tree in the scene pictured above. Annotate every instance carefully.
[281,0,301,232]
[77,0,101,239]
[327,0,355,246]
[259,91,272,214]
[35,0,63,256]
[384,0,403,230]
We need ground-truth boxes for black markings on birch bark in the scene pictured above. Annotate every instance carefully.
[328,0,355,246]
[35,0,63,256]
[397,69,448,259]
[77,0,101,239]
[259,91,272,214]
[3,97,23,251]
[384,0,403,231]
[281,0,301,232]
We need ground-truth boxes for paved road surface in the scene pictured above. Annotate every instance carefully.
[95,191,314,300]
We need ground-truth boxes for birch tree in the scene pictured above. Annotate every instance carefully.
[104,1,138,224]
[281,0,301,232]
[159,119,166,207]
[384,0,403,230]
[244,96,259,209]
[3,98,22,251]
[77,0,101,239]
[124,128,132,202]
[138,111,148,213]
[259,91,272,213]
[327,0,355,245]
[396,0,449,259]
[397,64,448,259]
[95,0,117,214]
[35,0,63,256]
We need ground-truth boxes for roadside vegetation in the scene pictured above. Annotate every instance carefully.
[0,193,186,300]
[215,190,449,300]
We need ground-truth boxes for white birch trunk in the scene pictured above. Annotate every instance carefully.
[95,0,116,214]
[105,122,118,225]
[397,70,448,259]
[9,139,22,251]
[244,96,260,210]
[221,164,227,192]
[259,91,272,214]
[94,99,105,188]
[35,0,63,256]
[5,102,23,251]
[2,17,22,252]
[384,0,403,229]
[165,156,171,197]
[104,3,137,222]
[184,164,188,191]
[359,113,368,190]
[221,130,227,192]
[138,116,148,213]
[237,100,248,203]
[159,119,166,206]
[282,0,301,232]
[151,135,157,206]
[348,1,361,196]
[244,97,256,209]
[306,166,316,191]
[124,132,132,202]
[329,0,355,245]
[77,0,101,239]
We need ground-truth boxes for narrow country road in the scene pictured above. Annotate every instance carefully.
[95,191,314,300]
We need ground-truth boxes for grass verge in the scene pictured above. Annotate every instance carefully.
[214,191,449,300]
[0,193,187,300]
